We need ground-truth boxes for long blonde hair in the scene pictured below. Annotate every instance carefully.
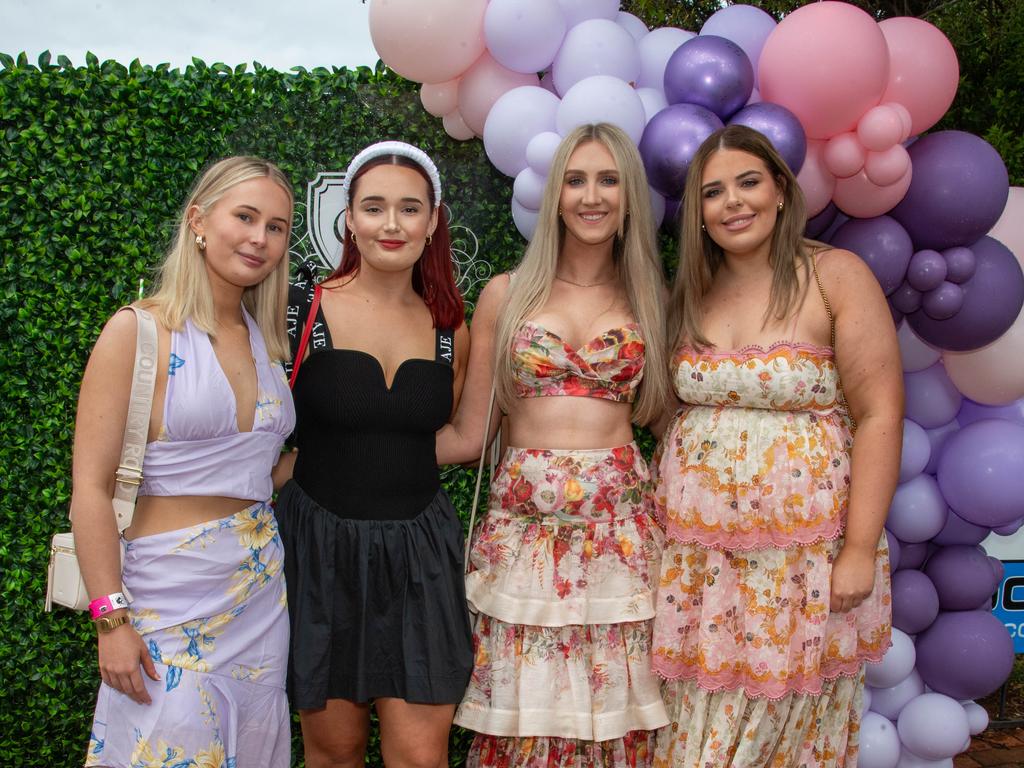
[670,124,815,350]
[493,124,670,425]
[140,156,294,361]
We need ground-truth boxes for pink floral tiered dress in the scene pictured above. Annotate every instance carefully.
[652,341,892,768]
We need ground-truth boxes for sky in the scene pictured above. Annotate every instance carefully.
[0,0,380,71]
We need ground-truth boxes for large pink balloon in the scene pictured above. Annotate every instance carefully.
[832,166,912,219]
[369,0,487,84]
[457,52,538,136]
[759,2,889,139]
[942,304,1024,405]
[797,140,836,217]
[879,17,959,136]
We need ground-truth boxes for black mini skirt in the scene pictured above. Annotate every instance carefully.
[276,480,473,709]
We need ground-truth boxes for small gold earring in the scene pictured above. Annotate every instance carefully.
[426,234,433,246]
[700,223,706,232]
[558,207,563,216]
[778,201,784,211]
[351,232,357,244]
[195,234,206,250]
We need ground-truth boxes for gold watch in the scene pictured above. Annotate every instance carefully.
[94,614,129,634]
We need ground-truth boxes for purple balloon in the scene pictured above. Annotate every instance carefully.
[639,103,724,198]
[921,281,964,320]
[830,216,914,296]
[899,418,931,483]
[903,363,962,429]
[931,508,989,547]
[924,545,1000,611]
[699,4,776,87]
[924,419,959,474]
[907,236,1024,351]
[943,246,976,284]
[891,569,940,634]
[993,518,1024,536]
[990,556,1006,584]
[915,610,1015,699]
[869,669,925,721]
[888,302,904,328]
[887,474,947,543]
[890,281,922,314]
[957,396,1024,428]
[663,35,753,119]
[728,102,806,174]
[907,249,948,292]
[890,131,1010,251]
[896,540,929,571]
[806,202,838,239]
[937,418,1024,527]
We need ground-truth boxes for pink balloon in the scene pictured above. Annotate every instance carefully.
[369,0,487,84]
[942,306,1024,405]
[758,2,889,139]
[858,104,905,151]
[891,103,913,142]
[879,17,959,136]
[797,140,837,217]
[420,79,459,118]
[442,110,475,141]
[458,52,538,136]
[989,187,1024,272]
[865,144,911,187]
[833,165,912,219]
[824,132,867,178]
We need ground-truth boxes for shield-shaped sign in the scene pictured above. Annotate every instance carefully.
[306,171,347,270]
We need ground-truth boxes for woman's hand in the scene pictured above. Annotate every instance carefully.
[97,619,161,705]
[829,543,877,613]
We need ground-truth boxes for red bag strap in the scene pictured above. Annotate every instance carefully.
[289,283,322,389]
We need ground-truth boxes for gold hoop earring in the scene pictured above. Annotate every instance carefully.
[195,234,206,250]
[351,232,357,244]
[426,234,433,246]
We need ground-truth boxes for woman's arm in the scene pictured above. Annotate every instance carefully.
[436,274,509,465]
[70,309,160,704]
[821,249,904,613]
[449,321,471,415]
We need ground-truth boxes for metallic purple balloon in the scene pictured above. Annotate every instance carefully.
[830,215,914,296]
[890,131,1010,251]
[663,34,753,119]
[924,545,1000,611]
[943,246,976,284]
[639,103,724,199]
[907,236,1024,351]
[907,249,948,292]
[890,568,940,634]
[728,101,806,174]
[806,202,837,239]
[937,418,1024,527]
[915,610,1014,700]
[921,280,963,320]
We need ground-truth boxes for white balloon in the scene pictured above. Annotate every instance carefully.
[483,86,561,177]
[556,75,646,144]
[442,110,475,141]
[870,669,925,721]
[962,701,989,735]
[552,19,639,96]
[617,11,648,41]
[898,320,942,373]
[511,198,539,240]
[859,712,902,768]
[558,0,619,28]
[942,308,1024,405]
[526,131,563,176]
[635,86,668,124]
[513,168,547,211]
[637,27,695,90]
[485,0,568,74]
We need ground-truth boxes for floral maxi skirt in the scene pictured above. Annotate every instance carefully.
[454,444,669,767]
[85,502,290,768]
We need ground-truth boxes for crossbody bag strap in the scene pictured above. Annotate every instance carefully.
[110,306,159,533]
[289,283,323,389]
[811,255,858,434]
[464,384,497,573]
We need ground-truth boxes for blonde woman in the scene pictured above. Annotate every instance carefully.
[438,123,671,767]
[72,157,295,767]
[653,125,900,766]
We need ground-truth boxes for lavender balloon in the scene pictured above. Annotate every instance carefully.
[663,35,753,119]
[937,418,1024,527]
[924,419,959,474]
[915,610,1015,700]
[907,249,948,292]
[897,693,971,761]
[943,246,976,284]
[700,4,776,88]
[830,216,913,297]
[869,668,924,720]
[890,569,940,634]
[859,712,902,768]
[993,518,1024,536]
[890,131,1010,251]
[865,628,916,688]
[931,508,989,547]
[728,102,807,174]
[899,418,931,483]
[903,363,962,429]
[908,236,1024,351]
[924,545,1001,611]
[887,474,947,543]
[639,103,724,198]
[885,530,902,569]
[958,397,1024,428]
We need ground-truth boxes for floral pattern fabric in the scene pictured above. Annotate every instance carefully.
[512,321,645,403]
[456,444,668,766]
[85,503,290,768]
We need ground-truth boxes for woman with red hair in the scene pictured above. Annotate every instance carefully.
[276,142,472,768]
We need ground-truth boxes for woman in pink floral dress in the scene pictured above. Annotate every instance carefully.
[437,123,672,767]
[652,125,902,766]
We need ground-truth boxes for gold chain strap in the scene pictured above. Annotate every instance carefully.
[811,256,857,434]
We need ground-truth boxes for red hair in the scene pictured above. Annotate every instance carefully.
[328,154,465,330]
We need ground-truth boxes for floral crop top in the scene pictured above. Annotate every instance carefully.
[511,320,645,403]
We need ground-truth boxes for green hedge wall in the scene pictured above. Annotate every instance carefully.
[0,52,532,766]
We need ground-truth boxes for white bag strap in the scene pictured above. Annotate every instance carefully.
[464,385,497,573]
[111,306,158,533]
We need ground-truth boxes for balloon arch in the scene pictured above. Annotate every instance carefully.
[369,1,1023,764]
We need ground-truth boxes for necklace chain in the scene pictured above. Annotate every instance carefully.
[554,273,616,288]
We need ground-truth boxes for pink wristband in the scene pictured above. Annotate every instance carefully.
[89,592,129,619]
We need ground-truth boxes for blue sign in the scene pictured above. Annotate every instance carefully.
[993,560,1024,654]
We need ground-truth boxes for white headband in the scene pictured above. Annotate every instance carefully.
[342,140,442,207]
